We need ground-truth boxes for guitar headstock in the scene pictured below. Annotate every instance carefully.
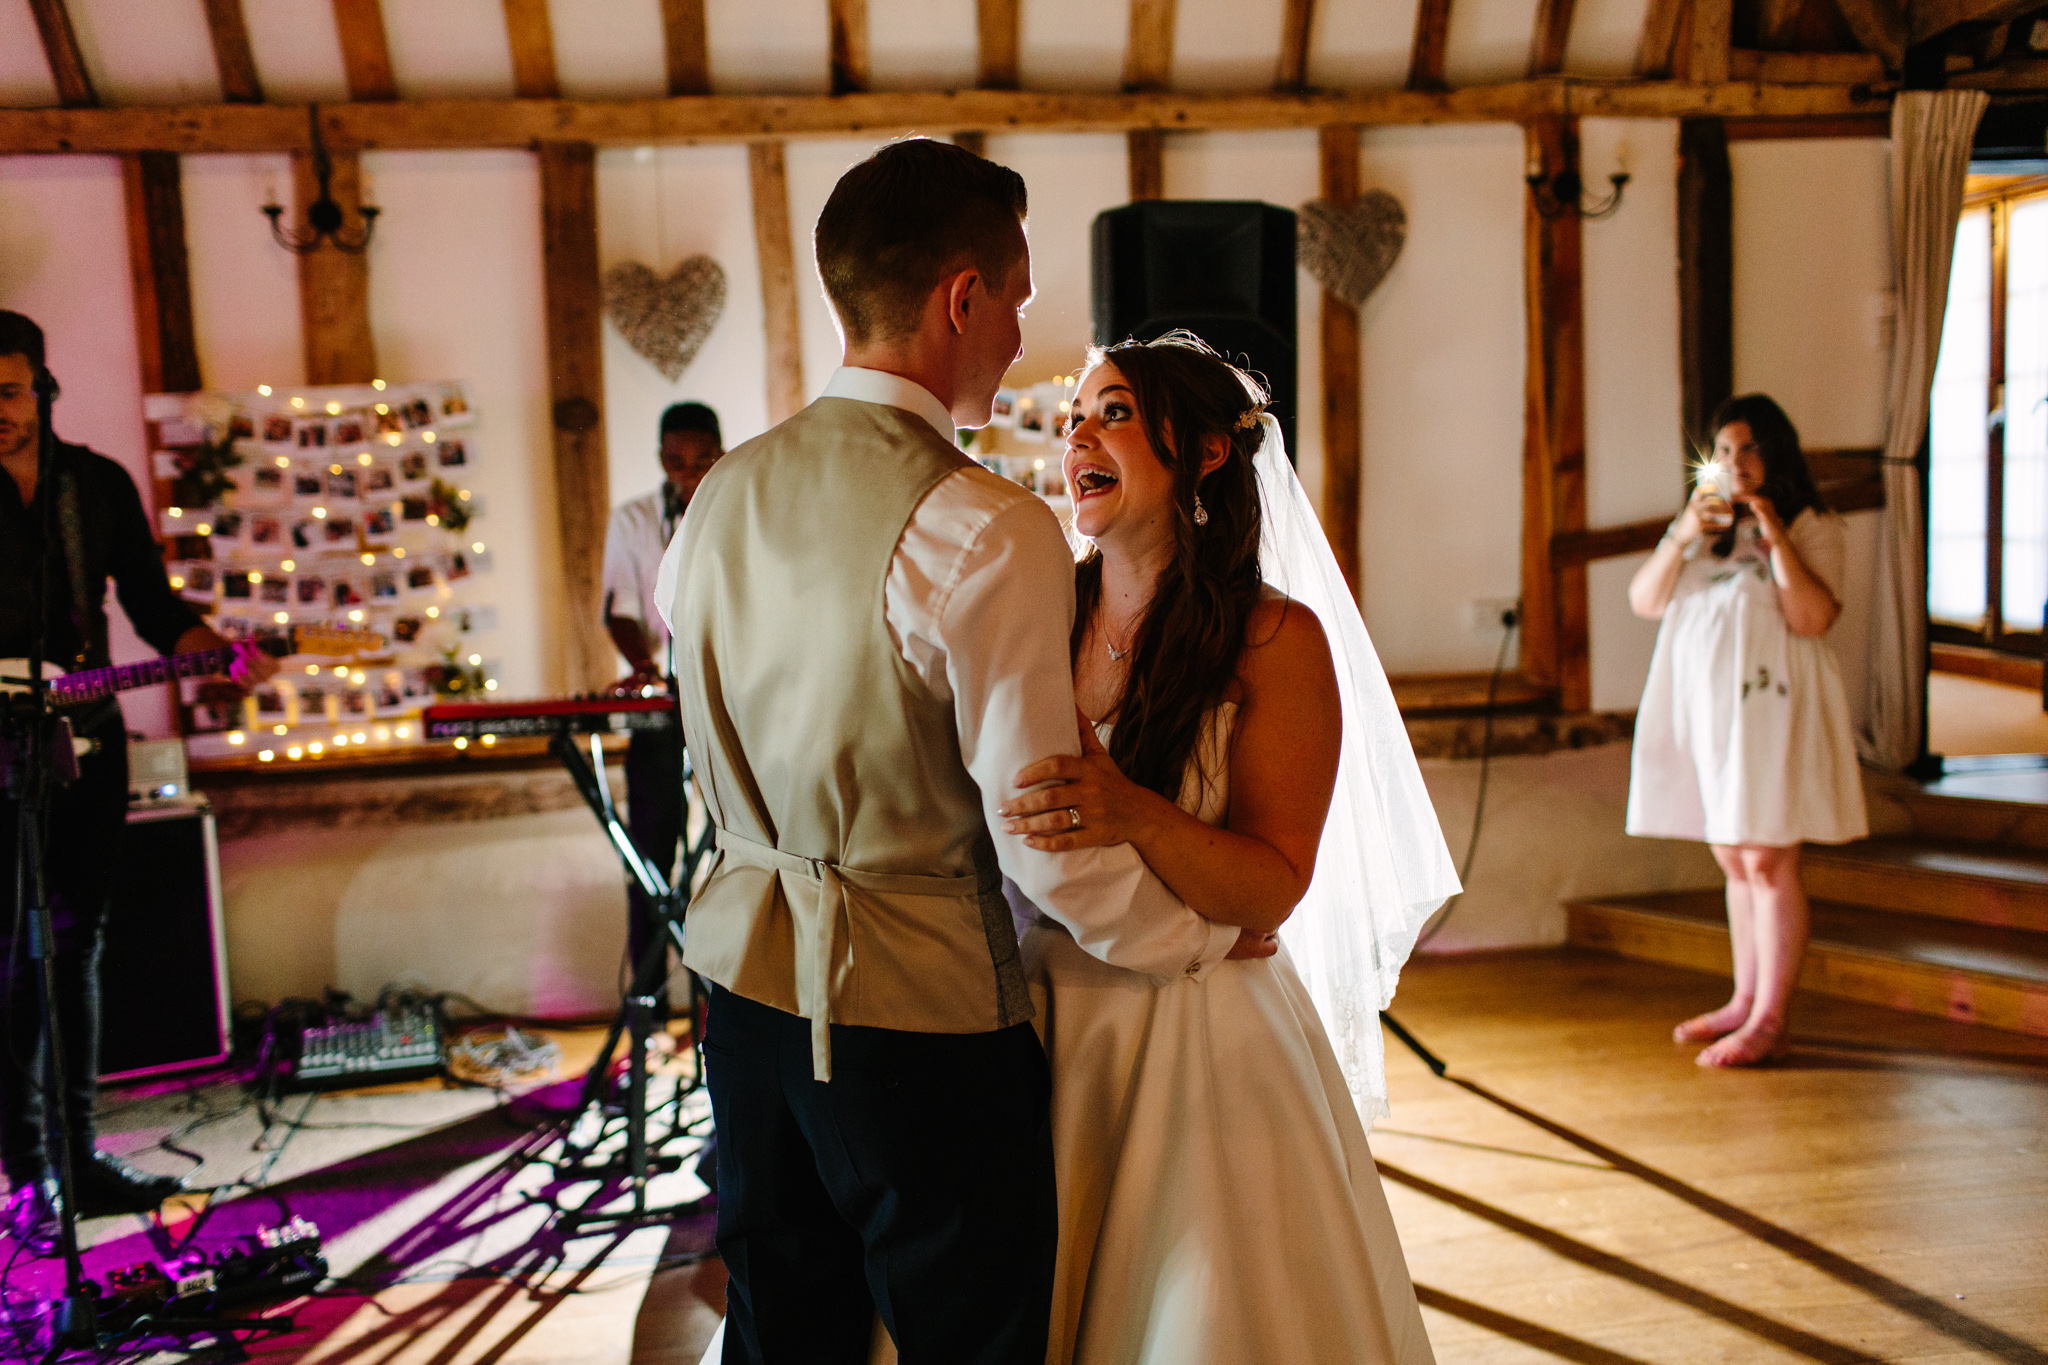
[285,625,387,658]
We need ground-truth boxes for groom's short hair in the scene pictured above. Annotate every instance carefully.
[816,138,1028,346]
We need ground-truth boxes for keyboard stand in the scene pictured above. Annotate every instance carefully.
[544,726,717,1232]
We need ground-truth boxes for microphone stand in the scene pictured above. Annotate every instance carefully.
[5,373,99,1359]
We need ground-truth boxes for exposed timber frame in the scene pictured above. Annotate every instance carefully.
[0,83,1898,158]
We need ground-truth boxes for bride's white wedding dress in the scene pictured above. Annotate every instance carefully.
[699,703,1435,1365]
[1022,704,1433,1365]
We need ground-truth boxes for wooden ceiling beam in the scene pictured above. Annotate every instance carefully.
[749,142,806,425]
[1409,0,1454,89]
[1729,47,1887,80]
[1692,0,1732,81]
[1318,122,1363,597]
[977,0,1020,88]
[201,0,263,104]
[830,0,870,95]
[0,83,1898,157]
[503,0,560,100]
[332,0,397,101]
[1277,0,1317,90]
[537,141,612,695]
[1127,127,1164,199]
[27,0,96,108]
[660,0,710,95]
[1530,0,1578,76]
[1126,0,1176,91]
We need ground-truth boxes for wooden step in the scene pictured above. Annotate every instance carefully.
[1565,891,2048,1037]
[1900,769,2048,851]
[1803,838,2048,932]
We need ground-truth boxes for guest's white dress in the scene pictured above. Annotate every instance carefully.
[1626,510,1868,847]
[699,704,1436,1365]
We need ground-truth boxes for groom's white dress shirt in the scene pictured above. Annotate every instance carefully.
[661,366,1235,980]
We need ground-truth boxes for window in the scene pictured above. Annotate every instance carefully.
[1930,176,2048,655]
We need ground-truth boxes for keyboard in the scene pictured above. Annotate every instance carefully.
[421,695,678,739]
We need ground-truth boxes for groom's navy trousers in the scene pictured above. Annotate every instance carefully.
[704,984,1057,1365]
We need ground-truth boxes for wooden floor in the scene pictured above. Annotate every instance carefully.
[1368,949,2048,1365]
[222,951,2047,1364]
[613,949,2048,1365]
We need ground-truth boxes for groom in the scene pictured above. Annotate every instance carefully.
[669,138,1266,1363]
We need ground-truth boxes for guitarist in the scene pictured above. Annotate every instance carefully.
[0,311,276,1254]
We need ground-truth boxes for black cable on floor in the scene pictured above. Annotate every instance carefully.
[1414,607,1519,951]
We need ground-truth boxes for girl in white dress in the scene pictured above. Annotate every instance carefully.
[1625,394,1867,1068]
[993,334,1452,1364]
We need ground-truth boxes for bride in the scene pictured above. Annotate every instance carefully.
[700,332,1455,1363]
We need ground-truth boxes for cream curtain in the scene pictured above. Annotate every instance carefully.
[1864,90,1989,771]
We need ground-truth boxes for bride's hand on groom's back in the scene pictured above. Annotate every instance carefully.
[1001,708,1158,852]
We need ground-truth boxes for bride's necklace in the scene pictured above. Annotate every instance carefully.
[1102,617,1138,662]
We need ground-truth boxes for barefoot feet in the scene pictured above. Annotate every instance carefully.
[1695,1019,1785,1068]
[1673,999,1753,1043]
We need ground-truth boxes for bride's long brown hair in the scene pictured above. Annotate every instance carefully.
[1073,333,1270,802]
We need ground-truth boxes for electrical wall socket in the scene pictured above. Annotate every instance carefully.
[1467,597,1521,632]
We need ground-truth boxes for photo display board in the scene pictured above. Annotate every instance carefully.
[141,382,496,765]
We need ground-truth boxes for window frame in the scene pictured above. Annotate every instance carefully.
[1933,174,2048,658]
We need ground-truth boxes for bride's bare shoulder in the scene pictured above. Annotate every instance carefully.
[1240,592,1333,694]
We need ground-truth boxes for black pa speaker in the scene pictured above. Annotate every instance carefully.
[1090,201,1298,460]
[100,798,232,1080]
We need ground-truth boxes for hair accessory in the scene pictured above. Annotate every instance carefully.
[1235,409,1261,431]
[1193,493,1210,527]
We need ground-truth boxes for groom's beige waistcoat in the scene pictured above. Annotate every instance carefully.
[670,397,1029,1080]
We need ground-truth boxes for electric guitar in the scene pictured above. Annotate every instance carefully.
[0,625,385,707]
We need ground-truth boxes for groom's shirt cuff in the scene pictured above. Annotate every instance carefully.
[885,465,1237,983]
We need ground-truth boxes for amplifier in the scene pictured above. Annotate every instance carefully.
[100,796,232,1081]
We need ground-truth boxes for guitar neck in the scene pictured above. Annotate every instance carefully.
[50,646,240,705]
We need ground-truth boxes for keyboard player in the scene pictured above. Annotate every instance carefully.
[601,403,723,1003]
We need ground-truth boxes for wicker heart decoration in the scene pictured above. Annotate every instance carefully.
[603,256,728,382]
[1296,192,1407,307]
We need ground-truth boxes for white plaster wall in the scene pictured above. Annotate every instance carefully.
[362,150,558,699]
[239,0,350,104]
[65,0,220,106]
[1444,0,1541,86]
[180,154,305,393]
[868,0,978,91]
[1732,140,1893,447]
[1306,0,1420,89]
[219,809,629,1017]
[1414,742,1724,953]
[0,155,175,738]
[549,0,668,100]
[1356,124,1528,673]
[707,0,831,94]
[1732,137,1893,734]
[0,0,60,107]
[1017,0,1127,92]
[597,144,772,532]
[1583,118,1683,713]
[1565,0,1656,76]
[784,136,892,397]
[1173,0,1288,91]
[381,0,517,100]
